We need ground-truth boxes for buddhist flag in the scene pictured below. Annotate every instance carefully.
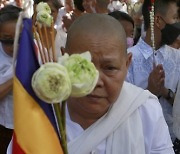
[12,18,63,154]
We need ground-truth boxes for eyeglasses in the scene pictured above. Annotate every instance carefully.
[0,39,14,46]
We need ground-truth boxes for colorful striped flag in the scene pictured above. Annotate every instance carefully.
[12,18,63,154]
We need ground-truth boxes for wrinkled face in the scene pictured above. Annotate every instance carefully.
[66,32,131,116]
[0,21,16,57]
[120,20,134,38]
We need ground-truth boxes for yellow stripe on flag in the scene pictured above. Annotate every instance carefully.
[13,76,63,154]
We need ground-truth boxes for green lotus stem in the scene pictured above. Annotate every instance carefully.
[61,101,66,138]
[53,103,68,154]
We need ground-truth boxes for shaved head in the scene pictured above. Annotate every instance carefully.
[65,13,127,54]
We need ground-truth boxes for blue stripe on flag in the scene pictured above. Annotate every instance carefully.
[15,19,59,137]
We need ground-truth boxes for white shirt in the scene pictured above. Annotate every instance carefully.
[66,97,174,154]
[126,38,180,141]
[173,81,180,140]
[0,43,13,129]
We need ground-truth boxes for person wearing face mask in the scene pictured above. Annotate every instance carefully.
[160,18,180,46]
[0,5,22,154]
[169,1,180,50]
[108,10,134,48]
[126,0,180,143]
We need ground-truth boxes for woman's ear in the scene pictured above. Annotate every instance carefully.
[61,47,65,55]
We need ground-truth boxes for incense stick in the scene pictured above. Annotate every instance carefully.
[43,25,51,62]
[50,21,56,62]
[37,23,49,62]
[33,26,46,64]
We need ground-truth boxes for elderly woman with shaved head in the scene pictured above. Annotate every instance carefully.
[7,13,174,154]
[63,14,174,154]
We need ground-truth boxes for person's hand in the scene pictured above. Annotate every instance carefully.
[147,64,165,96]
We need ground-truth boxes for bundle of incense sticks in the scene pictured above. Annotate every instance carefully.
[33,21,56,64]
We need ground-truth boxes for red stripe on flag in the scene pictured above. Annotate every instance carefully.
[12,133,25,154]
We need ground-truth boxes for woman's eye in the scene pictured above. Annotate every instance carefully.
[106,66,117,71]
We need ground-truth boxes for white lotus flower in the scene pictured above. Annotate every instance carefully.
[32,63,71,103]
[36,2,51,14]
[58,51,99,97]
[36,10,53,27]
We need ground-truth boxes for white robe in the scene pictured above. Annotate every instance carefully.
[67,82,174,154]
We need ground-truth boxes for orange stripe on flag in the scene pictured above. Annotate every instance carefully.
[13,76,63,154]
